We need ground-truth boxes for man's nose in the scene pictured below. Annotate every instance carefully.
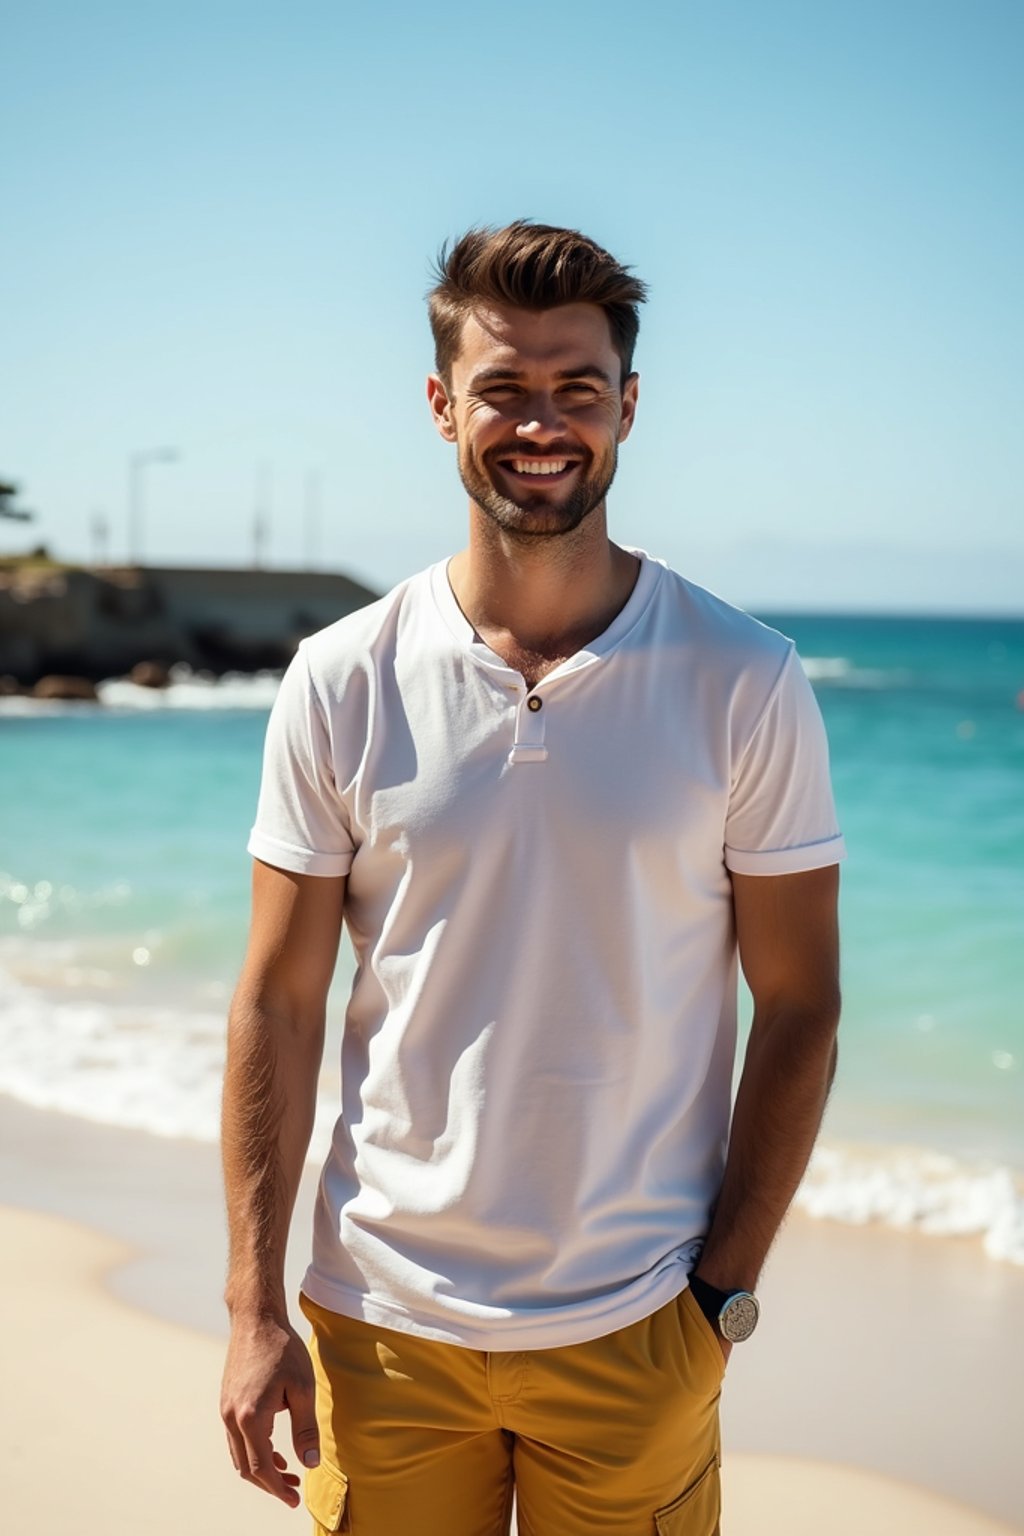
[515,396,565,440]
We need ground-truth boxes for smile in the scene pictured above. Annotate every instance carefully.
[500,459,577,478]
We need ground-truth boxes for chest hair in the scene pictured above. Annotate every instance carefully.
[477,632,585,690]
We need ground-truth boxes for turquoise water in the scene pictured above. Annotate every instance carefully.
[771,616,1024,1167]
[2,617,1022,1257]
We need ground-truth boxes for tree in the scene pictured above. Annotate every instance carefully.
[0,480,34,522]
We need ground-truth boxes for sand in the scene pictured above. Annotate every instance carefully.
[1,1102,1021,1534]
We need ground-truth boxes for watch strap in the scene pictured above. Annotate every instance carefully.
[687,1274,731,1328]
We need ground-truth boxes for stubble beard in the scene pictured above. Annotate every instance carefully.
[458,444,620,543]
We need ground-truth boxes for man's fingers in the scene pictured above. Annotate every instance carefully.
[238,1412,300,1507]
[221,1323,315,1503]
[224,1418,253,1479]
[224,1427,243,1475]
[287,1381,321,1469]
[272,1451,301,1494]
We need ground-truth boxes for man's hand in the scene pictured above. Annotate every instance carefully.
[220,1313,320,1507]
[221,863,344,1505]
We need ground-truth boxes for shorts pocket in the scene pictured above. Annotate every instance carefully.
[679,1286,727,1382]
[654,1453,721,1535]
[304,1459,349,1532]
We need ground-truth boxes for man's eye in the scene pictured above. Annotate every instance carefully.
[560,383,598,398]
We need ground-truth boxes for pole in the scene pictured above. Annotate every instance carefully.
[91,509,109,565]
[253,463,271,568]
[304,470,322,571]
[128,455,141,565]
[127,448,179,565]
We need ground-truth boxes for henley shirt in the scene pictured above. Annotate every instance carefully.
[248,551,845,1349]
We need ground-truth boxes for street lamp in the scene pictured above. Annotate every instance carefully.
[127,447,180,566]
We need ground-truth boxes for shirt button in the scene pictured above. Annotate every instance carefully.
[527,695,543,712]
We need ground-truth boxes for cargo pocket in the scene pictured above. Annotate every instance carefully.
[654,1453,721,1535]
[304,1460,349,1533]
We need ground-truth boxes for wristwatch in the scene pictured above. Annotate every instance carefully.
[688,1274,760,1343]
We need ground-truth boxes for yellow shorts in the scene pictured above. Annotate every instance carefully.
[299,1286,724,1535]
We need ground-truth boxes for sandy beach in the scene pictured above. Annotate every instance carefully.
[1,1099,1021,1535]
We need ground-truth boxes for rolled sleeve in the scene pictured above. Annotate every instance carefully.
[724,833,846,876]
[724,647,846,877]
[246,829,354,877]
[247,646,355,878]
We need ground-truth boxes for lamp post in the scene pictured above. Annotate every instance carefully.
[304,469,322,571]
[128,447,179,566]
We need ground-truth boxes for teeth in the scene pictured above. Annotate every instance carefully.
[512,460,569,475]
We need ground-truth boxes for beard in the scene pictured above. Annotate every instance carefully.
[457,440,619,541]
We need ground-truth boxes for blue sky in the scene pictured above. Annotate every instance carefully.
[3,0,1022,611]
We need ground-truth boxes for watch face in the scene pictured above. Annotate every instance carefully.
[720,1291,760,1343]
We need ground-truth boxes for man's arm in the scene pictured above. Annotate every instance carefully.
[694,865,841,1329]
[220,859,346,1507]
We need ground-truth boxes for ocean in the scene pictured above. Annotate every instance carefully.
[3,613,1022,1263]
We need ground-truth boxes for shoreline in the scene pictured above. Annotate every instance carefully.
[3,1198,1020,1536]
[1,1021,1020,1268]
[1,1099,1022,1528]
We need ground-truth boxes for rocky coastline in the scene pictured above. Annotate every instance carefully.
[0,561,378,700]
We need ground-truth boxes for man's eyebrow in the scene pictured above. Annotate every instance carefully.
[468,367,525,388]
[468,363,615,389]
[554,365,615,386]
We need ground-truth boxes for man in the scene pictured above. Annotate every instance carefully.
[220,221,844,1536]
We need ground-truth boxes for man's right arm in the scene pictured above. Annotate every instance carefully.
[220,858,346,1507]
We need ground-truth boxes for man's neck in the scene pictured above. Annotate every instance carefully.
[446,505,640,680]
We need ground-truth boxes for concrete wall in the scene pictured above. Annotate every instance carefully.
[0,564,380,682]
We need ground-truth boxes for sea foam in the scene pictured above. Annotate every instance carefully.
[0,668,282,715]
[800,655,914,689]
[0,963,337,1163]
[97,669,282,711]
[0,959,1020,1264]
[797,1144,1024,1265]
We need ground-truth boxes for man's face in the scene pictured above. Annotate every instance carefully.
[427,303,638,541]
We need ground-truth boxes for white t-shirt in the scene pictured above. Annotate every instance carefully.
[248,551,845,1349]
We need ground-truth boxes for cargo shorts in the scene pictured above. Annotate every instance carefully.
[299,1284,724,1535]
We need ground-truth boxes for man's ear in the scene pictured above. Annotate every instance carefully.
[617,372,640,444]
[426,374,457,442]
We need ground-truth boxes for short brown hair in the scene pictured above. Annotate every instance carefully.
[428,220,648,386]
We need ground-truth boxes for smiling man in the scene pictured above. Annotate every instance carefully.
[439,303,632,541]
[220,221,845,1536]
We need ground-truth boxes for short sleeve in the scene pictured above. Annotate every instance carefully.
[247,646,355,877]
[724,647,846,876]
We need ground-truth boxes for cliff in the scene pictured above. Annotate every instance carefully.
[0,563,380,684]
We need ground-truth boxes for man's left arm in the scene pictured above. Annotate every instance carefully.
[694,863,841,1308]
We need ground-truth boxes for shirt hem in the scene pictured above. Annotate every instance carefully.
[247,830,354,876]
[724,834,847,876]
[299,1263,695,1352]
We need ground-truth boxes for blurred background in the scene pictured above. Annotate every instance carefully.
[2,1,1022,1265]
[4,0,1023,605]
